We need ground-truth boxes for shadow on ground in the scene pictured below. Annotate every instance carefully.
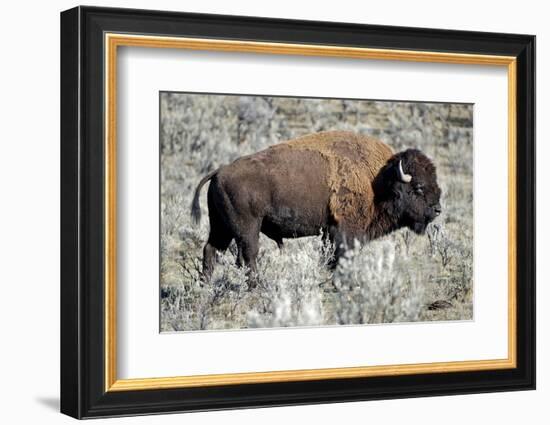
[35,396,59,412]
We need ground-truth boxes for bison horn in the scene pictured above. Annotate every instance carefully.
[398,160,412,183]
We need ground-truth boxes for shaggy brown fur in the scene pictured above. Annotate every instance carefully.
[283,131,394,231]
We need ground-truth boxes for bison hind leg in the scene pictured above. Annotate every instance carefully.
[201,219,233,283]
[235,221,262,290]
[202,233,232,283]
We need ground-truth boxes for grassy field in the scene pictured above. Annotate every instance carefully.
[160,92,474,332]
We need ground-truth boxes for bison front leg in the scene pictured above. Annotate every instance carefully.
[326,223,357,269]
[325,224,345,269]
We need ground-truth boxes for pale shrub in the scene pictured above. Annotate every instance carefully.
[247,236,332,328]
[161,251,249,331]
[331,239,425,325]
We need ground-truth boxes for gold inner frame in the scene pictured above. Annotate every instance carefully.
[104,33,517,392]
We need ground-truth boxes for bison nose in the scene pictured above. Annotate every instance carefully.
[433,204,442,216]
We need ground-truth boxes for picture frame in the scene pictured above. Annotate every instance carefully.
[60,5,535,419]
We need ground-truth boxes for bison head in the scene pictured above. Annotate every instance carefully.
[374,149,442,235]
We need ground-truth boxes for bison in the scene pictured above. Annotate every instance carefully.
[191,131,441,285]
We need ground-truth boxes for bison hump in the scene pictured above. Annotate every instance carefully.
[283,131,394,227]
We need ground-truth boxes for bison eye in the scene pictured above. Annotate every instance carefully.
[414,185,424,195]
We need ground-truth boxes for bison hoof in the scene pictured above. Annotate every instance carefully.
[247,276,259,291]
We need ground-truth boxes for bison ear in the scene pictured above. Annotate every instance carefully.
[373,156,411,199]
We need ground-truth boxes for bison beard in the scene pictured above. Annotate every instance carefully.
[191,131,442,287]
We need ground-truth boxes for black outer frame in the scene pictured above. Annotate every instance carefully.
[60,5,535,419]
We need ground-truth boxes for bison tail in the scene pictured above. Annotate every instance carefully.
[191,169,218,225]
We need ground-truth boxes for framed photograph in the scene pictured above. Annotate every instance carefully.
[60,6,535,419]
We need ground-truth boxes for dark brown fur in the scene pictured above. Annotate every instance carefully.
[191,131,441,286]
